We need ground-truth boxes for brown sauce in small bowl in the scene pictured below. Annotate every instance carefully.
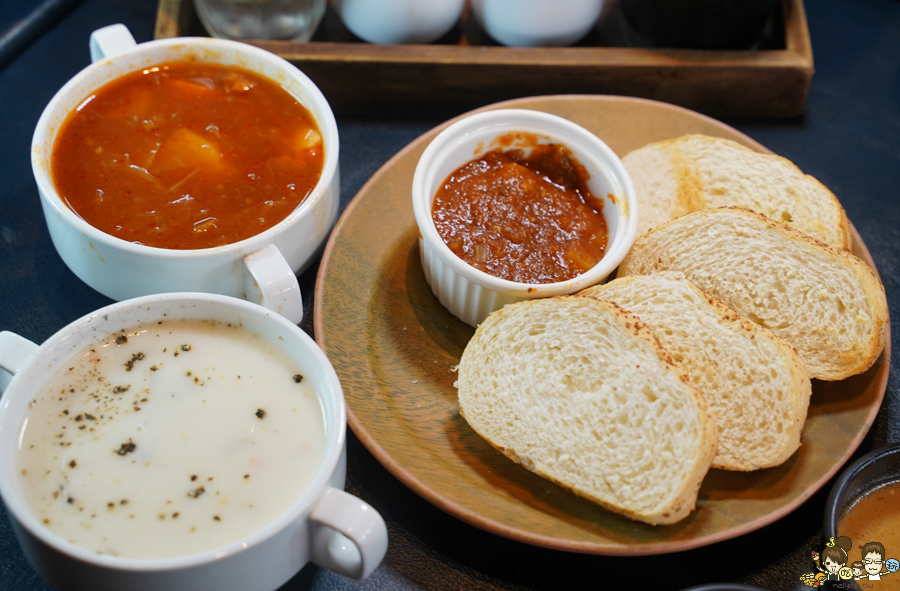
[431,135,608,284]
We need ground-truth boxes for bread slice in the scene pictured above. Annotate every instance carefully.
[579,272,811,471]
[456,296,718,525]
[623,134,851,249]
[618,207,888,381]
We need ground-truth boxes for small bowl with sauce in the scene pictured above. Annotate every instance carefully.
[824,442,900,580]
[412,108,638,327]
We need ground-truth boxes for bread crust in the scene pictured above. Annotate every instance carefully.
[580,273,812,471]
[618,207,888,380]
[457,296,718,525]
[623,134,851,249]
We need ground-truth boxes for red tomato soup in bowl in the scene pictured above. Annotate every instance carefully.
[51,61,324,250]
[32,27,339,319]
[431,133,608,285]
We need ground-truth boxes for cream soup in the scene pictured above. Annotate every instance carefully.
[16,319,326,559]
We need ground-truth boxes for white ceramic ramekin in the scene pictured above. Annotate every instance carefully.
[412,108,638,327]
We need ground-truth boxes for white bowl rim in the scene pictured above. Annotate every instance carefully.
[412,108,639,296]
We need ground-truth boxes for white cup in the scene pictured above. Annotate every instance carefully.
[470,0,605,47]
[0,293,388,591]
[332,0,466,44]
[31,24,341,325]
[412,109,638,327]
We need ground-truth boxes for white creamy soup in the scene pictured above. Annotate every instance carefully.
[16,319,326,559]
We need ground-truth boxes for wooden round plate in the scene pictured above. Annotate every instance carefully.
[313,95,890,555]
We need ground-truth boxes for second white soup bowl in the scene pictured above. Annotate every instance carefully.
[0,293,387,590]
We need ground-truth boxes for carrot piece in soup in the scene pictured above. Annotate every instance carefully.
[164,77,216,100]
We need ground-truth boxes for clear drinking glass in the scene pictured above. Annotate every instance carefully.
[193,0,327,42]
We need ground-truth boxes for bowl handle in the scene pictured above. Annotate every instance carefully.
[309,486,388,579]
[243,244,304,325]
[89,23,137,63]
[0,332,39,395]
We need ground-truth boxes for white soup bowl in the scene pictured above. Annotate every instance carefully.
[31,24,341,325]
[0,293,387,591]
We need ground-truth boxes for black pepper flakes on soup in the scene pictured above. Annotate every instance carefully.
[125,353,145,371]
[116,441,137,456]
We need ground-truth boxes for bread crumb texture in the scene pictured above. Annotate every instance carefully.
[623,134,850,249]
[618,207,887,381]
[457,296,717,525]
[581,272,811,471]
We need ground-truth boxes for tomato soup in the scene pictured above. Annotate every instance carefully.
[51,61,324,250]
[431,137,608,284]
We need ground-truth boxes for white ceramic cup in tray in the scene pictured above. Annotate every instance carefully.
[332,0,466,44]
[470,0,605,47]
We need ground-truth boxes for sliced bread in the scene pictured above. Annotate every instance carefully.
[456,296,718,525]
[579,272,811,471]
[623,134,850,249]
[618,207,888,381]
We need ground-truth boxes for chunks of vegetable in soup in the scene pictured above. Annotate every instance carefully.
[51,62,324,250]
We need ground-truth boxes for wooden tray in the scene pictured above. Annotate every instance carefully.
[155,0,814,118]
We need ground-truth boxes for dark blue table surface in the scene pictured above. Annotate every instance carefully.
[1,1,898,590]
